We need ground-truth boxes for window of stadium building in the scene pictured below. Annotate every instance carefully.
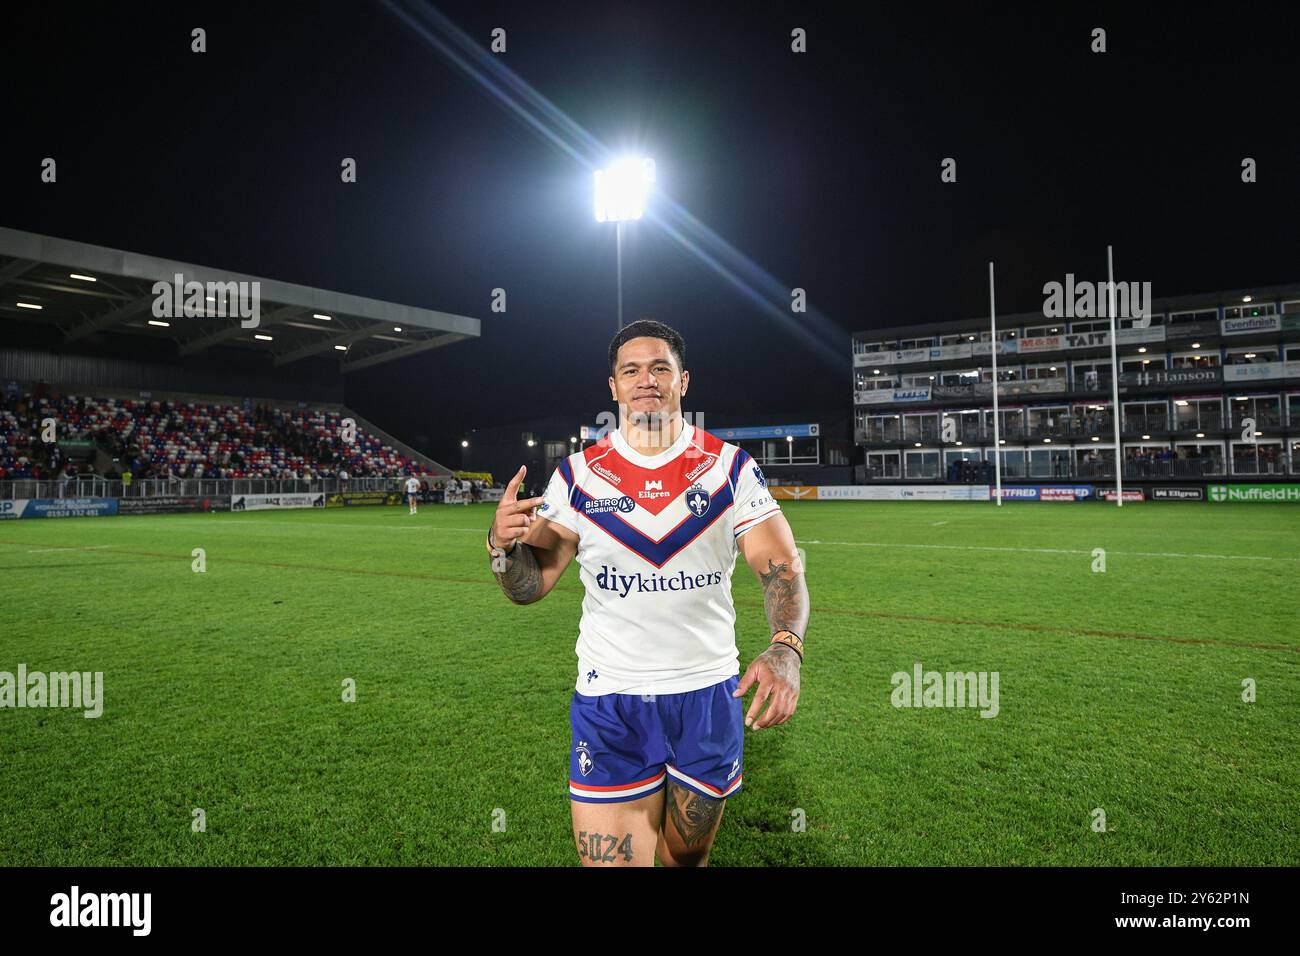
[1229,396,1281,428]
[1231,440,1285,476]
[1171,351,1220,368]
[864,414,901,442]
[1174,442,1225,473]
[1289,395,1300,424]
[902,413,939,442]
[1224,303,1277,319]
[1169,309,1217,326]
[904,450,941,478]
[1026,406,1068,438]
[943,448,984,472]
[1028,447,1072,478]
[1124,444,1172,478]
[1071,403,1112,433]
[868,450,899,476]
[1122,355,1165,373]
[1071,362,1111,389]
[990,407,1025,439]
[866,451,900,478]
[1075,446,1115,477]
[995,449,1027,478]
[1174,398,1223,431]
[1069,320,1109,335]
[1123,401,1168,432]
[1226,348,1279,365]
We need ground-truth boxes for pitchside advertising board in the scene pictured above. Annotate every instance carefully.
[326,492,401,507]
[989,485,1095,501]
[230,493,326,511]
[1151,487,1205,501]
[1207,483,1300,503]
[770,485,989,501]
[117,496,232,514]
[0,498,118,519]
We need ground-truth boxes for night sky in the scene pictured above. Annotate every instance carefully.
[2,2,1297,461]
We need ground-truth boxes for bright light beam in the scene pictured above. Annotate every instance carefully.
[381,0,846,369]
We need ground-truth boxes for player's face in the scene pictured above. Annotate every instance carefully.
[608,337,688,422]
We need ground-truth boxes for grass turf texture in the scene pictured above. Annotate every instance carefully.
[0,501,1296,866]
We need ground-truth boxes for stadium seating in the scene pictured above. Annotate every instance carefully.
[0,391,432,480]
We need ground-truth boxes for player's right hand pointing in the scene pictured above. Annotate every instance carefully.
[490,465,544,552]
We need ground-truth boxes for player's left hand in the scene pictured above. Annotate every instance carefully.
[733,644,801,730]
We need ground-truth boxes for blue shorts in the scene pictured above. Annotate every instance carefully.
[568,675,744,804]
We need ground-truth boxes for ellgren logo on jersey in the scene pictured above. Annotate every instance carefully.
[639,479,670,501]
[685,485,711,517]
[752,465,767,487]
[583,496,636,514]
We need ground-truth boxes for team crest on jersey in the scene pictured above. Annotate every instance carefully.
[684,484,711,517]
[575,740,594,777]
[752,465,767,487]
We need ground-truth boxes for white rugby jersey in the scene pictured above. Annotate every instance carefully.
[537,423,781,696]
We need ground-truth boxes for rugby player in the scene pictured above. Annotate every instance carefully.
[486,319,809,867]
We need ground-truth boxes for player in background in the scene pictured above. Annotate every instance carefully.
[405,474,421,515]
[486,319,808,867]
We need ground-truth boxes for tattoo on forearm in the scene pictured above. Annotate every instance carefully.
[759,558,809,638]
[492,542,542,603]
[576,830,633,863]
[666,781,724,848]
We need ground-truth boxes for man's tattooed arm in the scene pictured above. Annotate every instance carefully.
[759,556,809,639]
[491,541,543,604]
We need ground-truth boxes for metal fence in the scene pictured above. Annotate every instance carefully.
[0,476,403,500]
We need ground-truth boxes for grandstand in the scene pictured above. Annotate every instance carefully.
[852,284,1300,499]
[0,227,480,506]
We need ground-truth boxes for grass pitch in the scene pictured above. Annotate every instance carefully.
[1,500,1296,866]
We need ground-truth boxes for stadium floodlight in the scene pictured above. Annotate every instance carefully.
[333,344,348,351]
[16,301,42,310]
[526,439,536,447]
[569,436,577,444]
[148,320,170,328]
[594,157,655,224]
[594,156,655,331]
[314,313,332,321]
[69,273,97,282]
[393,326,402,332]
[461,440,470,448]
[1242,295,1252,302]
[254,334,273,341]
[1191,342,1200,348]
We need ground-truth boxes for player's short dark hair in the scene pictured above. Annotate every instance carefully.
[608,320,686,375]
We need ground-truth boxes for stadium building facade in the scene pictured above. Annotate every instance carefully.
[852,284,1300,493]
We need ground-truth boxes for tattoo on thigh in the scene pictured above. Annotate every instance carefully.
[666,782,724,849]
[576,830,634,863]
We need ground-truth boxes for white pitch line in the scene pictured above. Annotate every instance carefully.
[26,545,113,553]
[796,539,1300,563]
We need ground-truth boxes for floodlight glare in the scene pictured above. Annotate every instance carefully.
[594,157,656,223]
